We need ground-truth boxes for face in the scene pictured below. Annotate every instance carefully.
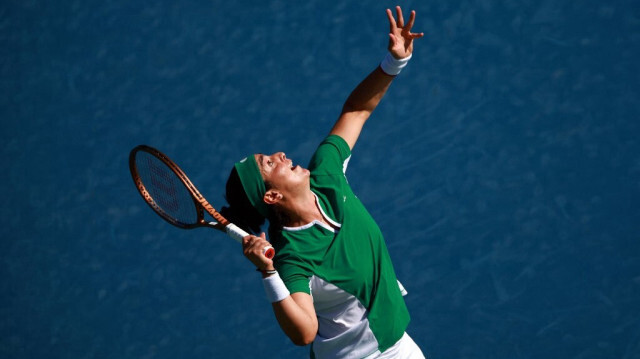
[255,152,310,195]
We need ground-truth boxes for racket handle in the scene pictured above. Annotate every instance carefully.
[263,246,276,259]
[225,223,275,259]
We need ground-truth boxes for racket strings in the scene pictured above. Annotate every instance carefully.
[136,152,198,225]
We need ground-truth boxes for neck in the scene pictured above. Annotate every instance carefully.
[278,190,324,228]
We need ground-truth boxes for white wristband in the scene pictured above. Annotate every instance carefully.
[263,271,290,303]
[380,52,412,76]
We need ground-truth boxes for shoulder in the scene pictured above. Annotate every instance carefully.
[309,135,352,174]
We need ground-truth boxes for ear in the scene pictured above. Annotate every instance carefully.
[263,189,283,205]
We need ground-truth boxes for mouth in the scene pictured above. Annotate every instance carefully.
[288,159,307,174]
[291,164,307,174]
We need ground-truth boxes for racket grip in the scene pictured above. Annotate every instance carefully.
[225,223,275,259]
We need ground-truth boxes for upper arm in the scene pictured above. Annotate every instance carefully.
[272,291,318,346]
[291,292,316,321]
[290,291,318,344]
[329,110,368,150]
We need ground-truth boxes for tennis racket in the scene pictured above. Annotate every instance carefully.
[129,144,275,259]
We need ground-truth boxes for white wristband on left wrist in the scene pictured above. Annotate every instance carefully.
[380,52,412,76]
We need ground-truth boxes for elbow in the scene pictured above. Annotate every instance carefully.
[341,101,371,117]
[291,333,316,346]
[288,326,317,346]
[341,100,358,114]
[339,105,371,127]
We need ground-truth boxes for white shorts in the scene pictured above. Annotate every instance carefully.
[363,332,425,359]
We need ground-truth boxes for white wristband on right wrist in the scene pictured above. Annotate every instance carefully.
[380,52,412,76]
[262,271,290,303]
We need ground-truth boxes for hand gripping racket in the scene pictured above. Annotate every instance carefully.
[129,145,275,259]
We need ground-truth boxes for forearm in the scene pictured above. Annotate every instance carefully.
[341,66,394,116]
[330,66,396,149]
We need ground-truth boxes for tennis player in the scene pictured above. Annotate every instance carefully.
[221,6,425,358]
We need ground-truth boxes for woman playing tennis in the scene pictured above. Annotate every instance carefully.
[221,6,426,358]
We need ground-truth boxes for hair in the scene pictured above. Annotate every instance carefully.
[220,166,294,235]
[219,167,266,235]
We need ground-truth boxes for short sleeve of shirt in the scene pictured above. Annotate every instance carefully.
[274,246,314,294]
[277,265,312,294]
[308,135,352,175]
[273,226,337,294]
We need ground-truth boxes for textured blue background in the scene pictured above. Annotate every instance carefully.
[2,1,639,358]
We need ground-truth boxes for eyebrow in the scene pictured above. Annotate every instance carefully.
[258,154,264,169]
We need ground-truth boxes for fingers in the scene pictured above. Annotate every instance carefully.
[405,10,425,38]
[395,6,404,28]
[406,10,416,31]
[388,7,423,35]
[242,234,270,257]
[388,33,398,48]
[386,8,397,32]
[242,234,260,250]
[242,234,273,271]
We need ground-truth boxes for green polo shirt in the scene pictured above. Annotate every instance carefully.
[270,135,410,357]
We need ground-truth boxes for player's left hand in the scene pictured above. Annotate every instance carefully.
[386,6,424,59]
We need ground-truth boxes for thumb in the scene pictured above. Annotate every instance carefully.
[388,33,398,47]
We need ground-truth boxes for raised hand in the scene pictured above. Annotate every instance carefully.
[386,6,424,59]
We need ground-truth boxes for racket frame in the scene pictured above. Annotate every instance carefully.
[129,145,274,258]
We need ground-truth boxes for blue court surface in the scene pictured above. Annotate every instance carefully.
[2,1,639,358]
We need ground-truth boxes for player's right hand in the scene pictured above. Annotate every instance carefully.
[242,232,274,271]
